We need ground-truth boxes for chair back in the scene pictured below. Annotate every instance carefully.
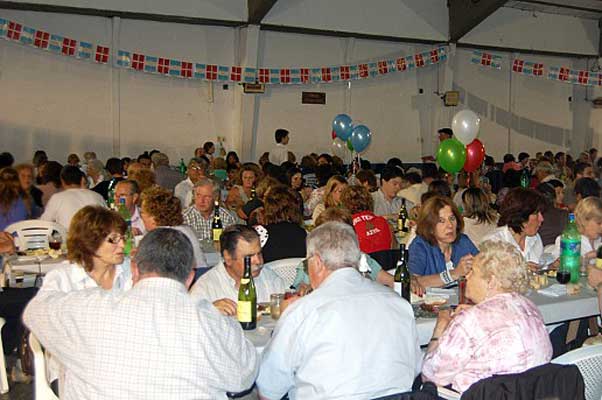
[368,249,400,271]
[29,332,59,400]
[553,344,602,400]
[264,257,304,288]
[0,318,8,394]
[5,220,67,251]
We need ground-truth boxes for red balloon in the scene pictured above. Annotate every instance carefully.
[331,130,337,140]
[464,139,485,172]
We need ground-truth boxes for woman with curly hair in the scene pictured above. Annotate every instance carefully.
[139,186,206,269]
[340,185,392,254]
[422,240,552,393]
[0,167,32,230]
[256,185,306,263]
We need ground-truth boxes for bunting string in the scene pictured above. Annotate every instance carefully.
[0,17,447,85]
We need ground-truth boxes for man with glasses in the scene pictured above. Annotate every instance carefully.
[257,222,422,399]
[174,157,209,208]
[25,228,258,399]
[113,180,145,235]
[190,225,286,316]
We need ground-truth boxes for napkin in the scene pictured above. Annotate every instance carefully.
[538,284,567,297]
[426,288,455,298]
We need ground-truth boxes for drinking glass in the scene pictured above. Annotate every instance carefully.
[48,231,62,251]
[270,293,284,320]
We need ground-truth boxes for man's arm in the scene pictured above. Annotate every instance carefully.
[39,196,58,222]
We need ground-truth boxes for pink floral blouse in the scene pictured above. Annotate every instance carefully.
[422,292,553,392]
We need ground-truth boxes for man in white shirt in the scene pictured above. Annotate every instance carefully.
[190,224,286,315]
[41,166,106,230]
[113,180,145,235]
[24,228,258,400]
[174,157,209,208]
[270,128,290,166]
[257,222,422,400]
[372,166,405,219]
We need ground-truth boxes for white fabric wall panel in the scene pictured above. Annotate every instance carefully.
[264,0,448,41]
[6,0,247,21]
[462,7,599,56]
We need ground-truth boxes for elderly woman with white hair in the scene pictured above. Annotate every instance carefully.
[422,240,552,393]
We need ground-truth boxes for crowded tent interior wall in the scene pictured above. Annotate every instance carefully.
[0,0,601,164]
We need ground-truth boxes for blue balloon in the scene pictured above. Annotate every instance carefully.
[332,114,353,141]
[351,124,372,153]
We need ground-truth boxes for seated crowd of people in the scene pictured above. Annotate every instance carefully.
[0,131,601,399]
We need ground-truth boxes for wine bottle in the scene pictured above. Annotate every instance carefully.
[559,213,580,284]
[212,200,223,242]
[394,244,411,302]
[238,256,257,330]
[397,200,409,234]
[118,197,133,256]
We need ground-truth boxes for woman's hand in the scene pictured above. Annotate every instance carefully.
[296,283,312,296]
[527,262,541,273]
[588,265,602,289]
[453,254,474,279]
[584,250,597,261]
[411,275,425,297]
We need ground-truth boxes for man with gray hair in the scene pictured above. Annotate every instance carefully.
[151,152,183,192]
[257,222,422,400]
[174,157,210,208]
[24,228,258,399]
[182,177,238,241]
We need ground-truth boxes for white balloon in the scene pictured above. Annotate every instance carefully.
[451,110,481,145]
[331,138,347,159]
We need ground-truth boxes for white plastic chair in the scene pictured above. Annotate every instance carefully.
[5,220,67,251]
[264,258,304,288]
[0,318,8,394]
[553,344,602,400]
[29,332,59,400]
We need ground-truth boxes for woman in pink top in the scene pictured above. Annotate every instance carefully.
[422,240,552,393]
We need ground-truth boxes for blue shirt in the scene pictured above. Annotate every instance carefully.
[0,198,28,231]
[408,234,478,276]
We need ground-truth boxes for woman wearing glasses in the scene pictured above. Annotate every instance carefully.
[39,205,131,392]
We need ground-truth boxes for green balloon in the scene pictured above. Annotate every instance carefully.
[347,138,354,152]
[436,138,467,174]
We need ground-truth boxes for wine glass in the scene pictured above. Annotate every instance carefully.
[48,231,62,251]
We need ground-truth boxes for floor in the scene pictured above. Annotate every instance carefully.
[0,383,32,400]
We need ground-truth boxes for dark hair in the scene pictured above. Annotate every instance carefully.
[535,183,556,211]
[203,141,215,152]
[300,155,317,170]
[275,128,289,143]
[484,155,495,166]
[137,152,151,162]
[502,169,522,188]
[405,172,422,185]
[285,167,302,188]
[226,151,240,167]
[316,164,334,187]
[116,179,140,194]
[380,166,403,182]
[462,188,497,224]
[546,179,564,189]
[219,224,260,258]
[67,206,127,271]
[438,128,453,137]
[33,150,48,167]
[575,177,601,199]
[318,153,333,165]
[121,157,132,165]
[134,228,193,283]
[428,180,452,198]
[416,196,463,246]
[518,152,530,162]
[0,168,29,215]
[386,157,403,170]
[498,188,545,234]
[105,158,123,175]
[0,152,14,169]
[422,163,439,180]
[60,165,85,186]
[359,158,371,171]
[574,162,591,177]
[40,161,63,187]
[356,169,377,191]
[503,154,516,163]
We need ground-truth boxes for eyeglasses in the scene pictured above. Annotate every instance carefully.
[106,234,125,245]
